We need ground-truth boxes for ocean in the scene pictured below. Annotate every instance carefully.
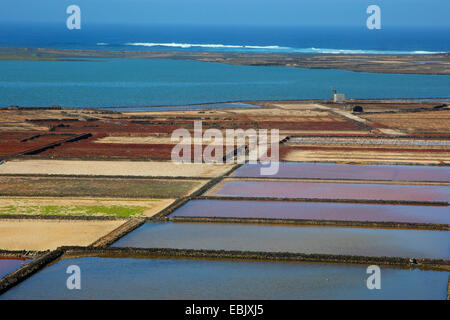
[2,23,449,54]
[0,23,449,109]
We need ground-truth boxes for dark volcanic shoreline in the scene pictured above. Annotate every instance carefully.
[1,47,449,75]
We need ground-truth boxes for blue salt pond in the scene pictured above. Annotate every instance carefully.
[1,256,448,300]
[112,222,450,259]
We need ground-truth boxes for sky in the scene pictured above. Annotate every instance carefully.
[0,0,449,27]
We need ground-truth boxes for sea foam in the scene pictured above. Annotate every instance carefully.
[97,42,442,54]
[125,42,288,49]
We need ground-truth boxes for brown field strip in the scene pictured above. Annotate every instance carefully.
[0,176,206,198]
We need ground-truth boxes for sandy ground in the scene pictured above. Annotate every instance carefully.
[0,197,174,217]
[229,107,347,123]
[281,130,371,135]
[282,149,450,164]
[0,122,48,131]
[0,109,97,131]
[124,110,230,117]
[0,160,233,177]
[331,108,368,123]
[362,110,450,134]
[273,103,331,110]
[378,128,406,135]
[0,219,125,250]
[230,108,332,117]
[95,135,259,145]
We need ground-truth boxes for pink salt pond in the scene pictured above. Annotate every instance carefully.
[0,257,28,279]
[170,200,450,225]
[233,163,450,182]
[207,180,450,202]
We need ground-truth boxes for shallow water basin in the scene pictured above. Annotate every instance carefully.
[0,257,29,279]
[112,222,450,259]
[233,162,450,182]
[170,200,450,225]
[207,180,450,202]
[1,256,447,300]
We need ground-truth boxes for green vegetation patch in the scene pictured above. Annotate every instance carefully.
[0,204,147,218]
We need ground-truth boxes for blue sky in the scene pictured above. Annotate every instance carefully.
[0,0,449,27]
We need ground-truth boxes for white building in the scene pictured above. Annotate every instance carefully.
[333,93,345,103]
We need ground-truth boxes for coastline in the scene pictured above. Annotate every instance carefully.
[1,47,449,75]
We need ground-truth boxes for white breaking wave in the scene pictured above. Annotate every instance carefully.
[303,47,441,54]
[96,42,442,54]
[125,42,289,49]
